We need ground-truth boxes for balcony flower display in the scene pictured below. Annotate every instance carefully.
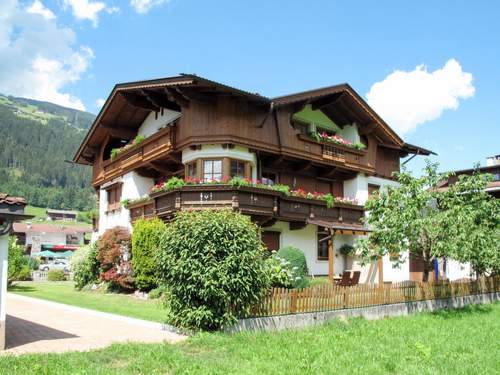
[149,176,359,208]
[310,131,366,151]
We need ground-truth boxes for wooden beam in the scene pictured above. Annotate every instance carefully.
[164,88,190,108]
[328,229,335,282]
[141,90,181,112]
[120,92,159,112]
[296,161,314,174]
[101,124,136,139]
[148,161,177,175]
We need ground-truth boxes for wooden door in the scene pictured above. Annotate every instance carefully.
[262,231,280,252]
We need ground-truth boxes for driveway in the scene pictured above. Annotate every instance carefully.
[3,293,186,355]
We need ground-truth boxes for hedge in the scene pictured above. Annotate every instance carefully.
[132,218,166,291]
[277,246,310,289]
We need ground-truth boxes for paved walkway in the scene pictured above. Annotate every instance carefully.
[3,293,186,355]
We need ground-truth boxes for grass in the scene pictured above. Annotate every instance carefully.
[8,281,165,323]
[1,303,499,374]
[308,276,330,287]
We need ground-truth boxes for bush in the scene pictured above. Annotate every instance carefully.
[47,269,66,281]
[7,237,28,286]
[27,257,40,271]
[71,243,100,290]
[132,218,166,291]
[97,227,134,292]
[277,246,310,289]
[156,209,270,331]
[149,284,168,300]
[16,265,32,281]
[264,253,294,288]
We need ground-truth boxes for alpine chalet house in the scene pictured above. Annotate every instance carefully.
[74,74,435,283]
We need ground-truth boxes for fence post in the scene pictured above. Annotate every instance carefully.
[290,289,298,314]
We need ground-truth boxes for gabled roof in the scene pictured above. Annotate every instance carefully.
[74,74,432,164]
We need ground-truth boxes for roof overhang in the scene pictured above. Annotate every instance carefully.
[307,219,371,235]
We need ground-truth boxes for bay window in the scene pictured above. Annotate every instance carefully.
[203,159,222,182]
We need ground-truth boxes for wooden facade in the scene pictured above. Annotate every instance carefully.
[75,75,430,191]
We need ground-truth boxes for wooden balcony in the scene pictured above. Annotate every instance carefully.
[297,134,374,174]
[130,185,365,228]
[95,127,173,185]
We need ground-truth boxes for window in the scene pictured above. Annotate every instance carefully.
[203,159,222,182]
[106,184,122,212]
[317,230,330,260]
[186,161,197,179]
[262,171,278,186]
[230,159,246,178]
[493,172,500,182]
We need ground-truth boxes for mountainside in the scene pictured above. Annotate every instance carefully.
[0,94,96,211]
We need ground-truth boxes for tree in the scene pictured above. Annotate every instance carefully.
[356,161,500,281]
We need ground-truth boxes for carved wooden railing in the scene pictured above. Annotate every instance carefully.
[130,185,365,226]
[95,127,173,185]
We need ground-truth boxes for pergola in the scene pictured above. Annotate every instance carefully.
[0,193,33,350]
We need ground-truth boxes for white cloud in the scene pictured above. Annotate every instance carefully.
[0,0,93,110]
[64,0,118,26]
[96,98,105,107]
[130,0,168,14]
[26,0,55,20]
[366,59,475,135]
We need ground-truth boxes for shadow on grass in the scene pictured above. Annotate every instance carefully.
[431,304,493,319]
[7,284,36,293]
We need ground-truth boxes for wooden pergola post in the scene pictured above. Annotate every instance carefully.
[328,229,335,282]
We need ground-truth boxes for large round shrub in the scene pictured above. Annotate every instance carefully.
[132,218,166,291]
[156,209,270,331]
[97,227,134,291]
[277,246,310,289]
[71,243,100,290]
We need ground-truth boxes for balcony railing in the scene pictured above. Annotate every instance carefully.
[129,185,365,227]
[95,127,173,185]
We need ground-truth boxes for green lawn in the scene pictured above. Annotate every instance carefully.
[9,281,165,323]
[1,303,499,374]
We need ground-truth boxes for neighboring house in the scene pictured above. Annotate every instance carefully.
[73,74,443,283]
[46,209,78,222]
[437,155,500,198]
[13,223,92,256]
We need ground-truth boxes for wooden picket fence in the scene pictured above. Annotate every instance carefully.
[250,276,500,317]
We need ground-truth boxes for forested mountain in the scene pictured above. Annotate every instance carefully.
[0,94,96,210]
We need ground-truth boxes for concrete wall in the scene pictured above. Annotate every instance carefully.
[228,292,500,333]
[98,171,154,235]
[137,109,181,138]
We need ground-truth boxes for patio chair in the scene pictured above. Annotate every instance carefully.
[336,271,352,286]
[351,271,361,286]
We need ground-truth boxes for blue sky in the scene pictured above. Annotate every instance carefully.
[1,0,499,173]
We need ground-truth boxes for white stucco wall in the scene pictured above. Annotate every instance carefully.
[343,174,369,204]
[98,171,154,235]
[446,259,472,280]
[0,234,8,349]
[137,109,181,138]
[182,144,258,180]
[265,221,358,277]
